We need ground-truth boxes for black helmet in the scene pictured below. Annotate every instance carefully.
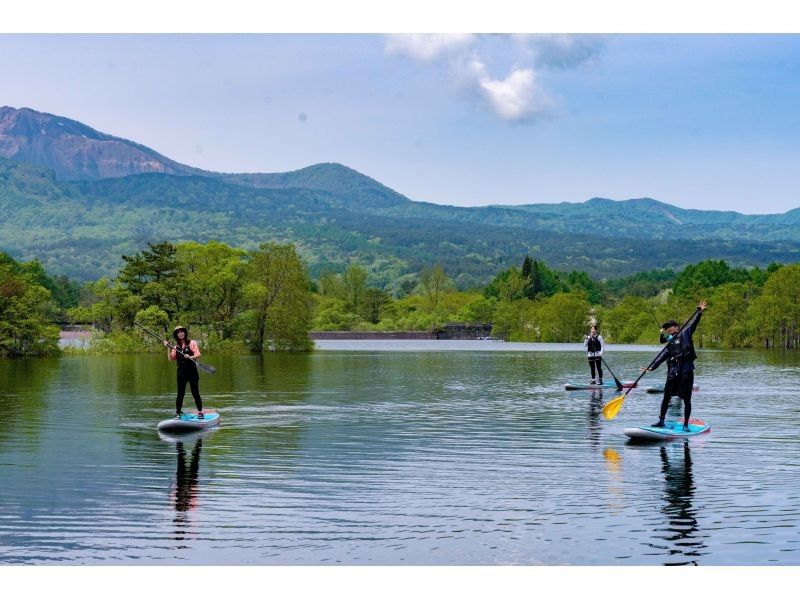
[661,320,679,329]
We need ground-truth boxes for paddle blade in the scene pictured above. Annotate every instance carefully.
[602,394,626,420]
[198,362,216,374]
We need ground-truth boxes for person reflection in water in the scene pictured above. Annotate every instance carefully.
[172,438,202,539]
[658,441,706,565]
[586,389,604,449]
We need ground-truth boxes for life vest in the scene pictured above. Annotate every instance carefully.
[665,332,697,369]
[175,341,195,370]
[587,335,602,353]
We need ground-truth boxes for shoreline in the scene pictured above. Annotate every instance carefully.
[58,329,503,343]
[52,330,799,354]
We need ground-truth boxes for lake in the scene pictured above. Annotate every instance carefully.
[1,341,799,565]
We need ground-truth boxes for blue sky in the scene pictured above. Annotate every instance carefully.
[1,34,798,213]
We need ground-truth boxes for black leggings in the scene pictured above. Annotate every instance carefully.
[176,369,203,413]
[589,356,603,380]
[659,371,694,422]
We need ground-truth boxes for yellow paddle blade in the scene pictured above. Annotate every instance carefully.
[602,393,626,420]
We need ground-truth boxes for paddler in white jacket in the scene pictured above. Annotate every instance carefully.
[583,324,605,385]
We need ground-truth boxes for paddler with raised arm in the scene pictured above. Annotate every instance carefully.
[642,300,707,430]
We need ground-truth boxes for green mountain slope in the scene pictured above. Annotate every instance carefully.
[2,156,798,285]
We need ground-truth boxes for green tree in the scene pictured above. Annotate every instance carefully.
[68,278,142,333]
[491,299,538,341]
[497,268,527,303]
[522,255,539,299]
[600,296,657,343]
[458,296,498,323]
[119,241,182,318]
[603,268,677,299]
[343,263,368,313]
[748,264,800,348]
[359,287,392,324]
[318,269,345,299]
[672,259,751,297]
[313,297,359,330]
[705,282,754,347]
[176,241,247,338]
[537,292,591,342]
[0,262,60,356]
[566,270,604,305]
[485,268,514,300]
[244,243,313,352]
[418,264,450,312]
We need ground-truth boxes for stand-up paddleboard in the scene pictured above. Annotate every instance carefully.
[565,381,636,391]
[157,411,220,433]
[624,418,710,441]
[645,385,700,394]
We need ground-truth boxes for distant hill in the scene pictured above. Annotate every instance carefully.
[1,106,799,284]
[0,106,205,180]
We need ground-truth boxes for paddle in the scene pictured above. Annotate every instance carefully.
[647,305,664,332]
[599,356,624,391]
[601,307,701,420]
[648,304,671,343]
[134,321,217,374]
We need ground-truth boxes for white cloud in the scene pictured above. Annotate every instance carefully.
[478,67,542,122]
[460,57,550,122]
[385,33,600,123]
[385,33,476,63]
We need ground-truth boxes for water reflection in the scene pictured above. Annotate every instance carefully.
[656,442,707,565]
[0,357,60,446]
[4,348,800,564]
[586,389,604,449]
[164,434,204,544]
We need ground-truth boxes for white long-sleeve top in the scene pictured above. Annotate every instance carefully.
[583,334,604,357]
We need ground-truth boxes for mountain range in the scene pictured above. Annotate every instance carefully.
[1,105,798,285]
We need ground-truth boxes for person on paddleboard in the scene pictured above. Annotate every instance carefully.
[583,324,605,385]
[642,300,707,431]
[164,326,204,420]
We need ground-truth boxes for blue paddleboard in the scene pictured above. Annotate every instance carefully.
[157,411,220,433]
[624,419,710,441]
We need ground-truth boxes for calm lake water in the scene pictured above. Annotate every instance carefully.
[1,341,799,565]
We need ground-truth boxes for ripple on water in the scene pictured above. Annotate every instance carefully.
[1,348,800,564]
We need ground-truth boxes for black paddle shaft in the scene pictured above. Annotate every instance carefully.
[621,307,701,398]
[134,322,196,365]
[134,322,216,374]
[599,356,624,390]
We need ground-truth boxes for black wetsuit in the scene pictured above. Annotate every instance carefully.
[651,312,702,424]
[175,342,203,414]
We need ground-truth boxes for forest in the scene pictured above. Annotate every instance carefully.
[2,242,798,357]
